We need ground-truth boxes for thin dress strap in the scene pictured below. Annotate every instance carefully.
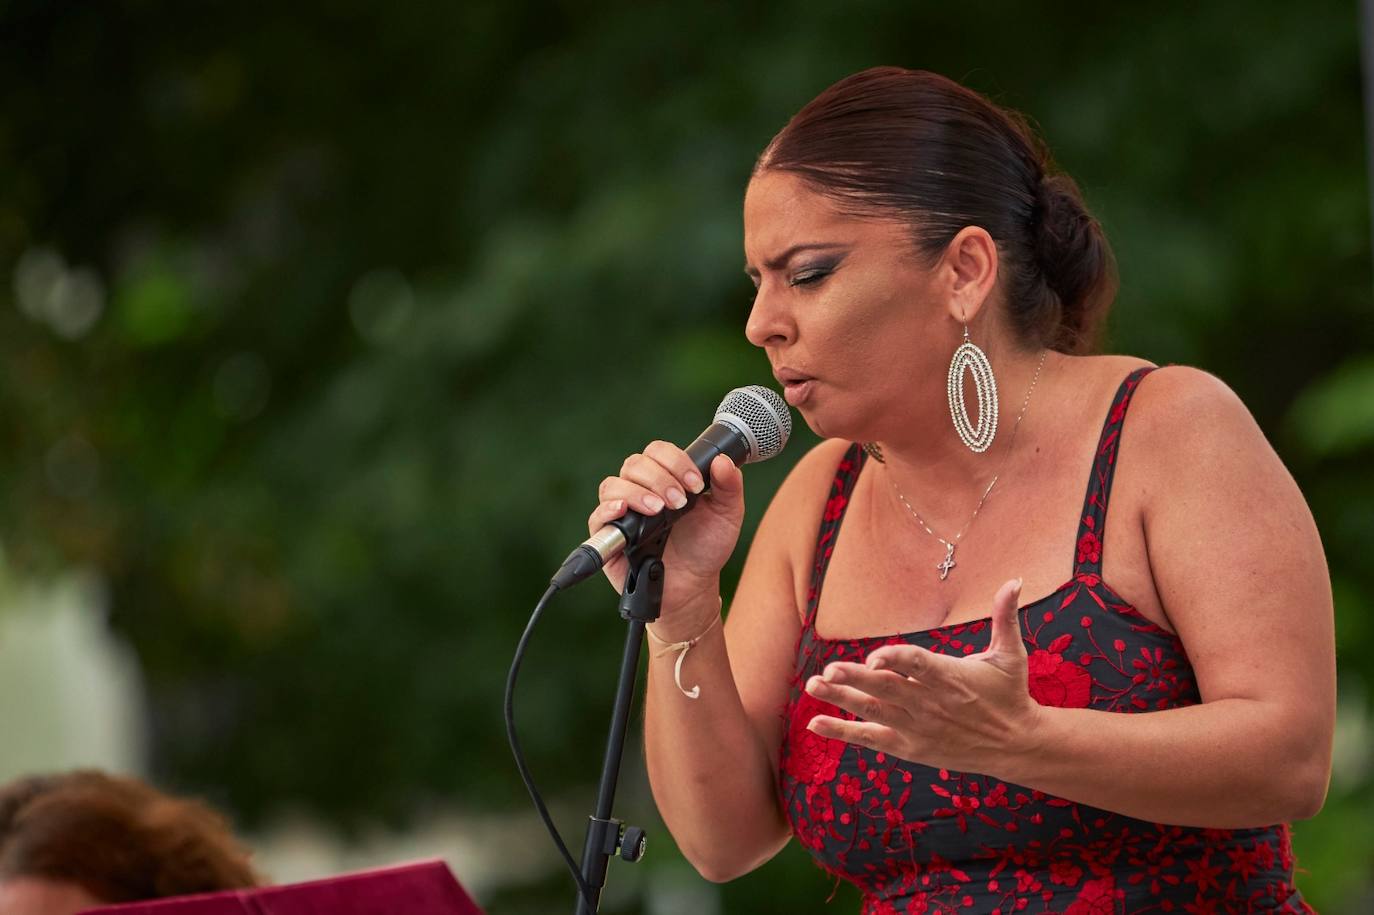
[1073,366,1157,577]
[802,442,867,632]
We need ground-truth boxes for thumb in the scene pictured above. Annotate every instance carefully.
[988,577,1026,658]
[708,453,741,494]
[705,453,744,503]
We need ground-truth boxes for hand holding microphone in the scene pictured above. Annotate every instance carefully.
[514,386,789,903]
[553,386,790,638]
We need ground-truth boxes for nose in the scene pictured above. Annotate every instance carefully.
[744,282,795,349]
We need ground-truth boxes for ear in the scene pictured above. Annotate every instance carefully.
[939,226,1000,326]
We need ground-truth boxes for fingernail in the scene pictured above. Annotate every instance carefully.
[609,499,624,513]
[1014,577,1023,592]
[644,494,665,512]
[685,471,704,493]
[806,675,822,694]
[666,487,686,509]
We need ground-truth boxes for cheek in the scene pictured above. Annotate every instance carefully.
[826,305,920,375]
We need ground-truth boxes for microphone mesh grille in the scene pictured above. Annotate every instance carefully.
[715,386,792,463]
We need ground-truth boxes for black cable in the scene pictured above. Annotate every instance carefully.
[505,582,596,907]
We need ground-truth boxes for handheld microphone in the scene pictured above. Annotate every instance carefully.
[551,385,791,590]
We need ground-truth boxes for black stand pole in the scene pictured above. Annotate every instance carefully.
[573,534,665,913]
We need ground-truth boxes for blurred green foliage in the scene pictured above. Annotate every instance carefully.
[1,0,1371,911]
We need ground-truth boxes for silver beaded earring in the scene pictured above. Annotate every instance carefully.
[947,324,998,453]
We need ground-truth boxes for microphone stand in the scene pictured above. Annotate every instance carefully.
[573,528,665,913]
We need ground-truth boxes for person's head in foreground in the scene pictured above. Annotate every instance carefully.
[0,770,259,915]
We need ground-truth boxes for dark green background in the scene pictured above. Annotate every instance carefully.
[1,1,1370,911]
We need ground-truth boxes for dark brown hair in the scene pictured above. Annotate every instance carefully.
[0,770,261,903]
[756,66,1117,355]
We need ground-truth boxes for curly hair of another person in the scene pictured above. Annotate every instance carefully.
[0,770,261,904]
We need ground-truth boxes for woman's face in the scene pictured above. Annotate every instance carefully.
[743,170,951,441]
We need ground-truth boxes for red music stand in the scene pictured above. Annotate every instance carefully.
[78,860,485,915]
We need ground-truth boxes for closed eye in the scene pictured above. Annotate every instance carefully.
[790,270,830,287]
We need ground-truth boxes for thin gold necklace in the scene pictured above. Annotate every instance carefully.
[865,349,1047,581]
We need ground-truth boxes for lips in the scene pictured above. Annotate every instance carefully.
[774,367,817,406]
[773,367,814,386]
[781,379,815,406]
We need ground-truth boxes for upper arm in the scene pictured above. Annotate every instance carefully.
[1134,366,1335,772]
[724,438,852,768]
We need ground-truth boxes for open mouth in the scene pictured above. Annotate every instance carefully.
[780,377,816,405]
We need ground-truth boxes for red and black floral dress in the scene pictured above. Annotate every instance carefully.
[777,367,1312,914]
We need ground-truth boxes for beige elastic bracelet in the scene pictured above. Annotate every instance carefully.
[646,610,721,700]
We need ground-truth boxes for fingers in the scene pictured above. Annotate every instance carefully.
[600,553,628,593]
[865,643,958,681]
[597,441,703,516]
[806,714,902,754]
[643,440,706,496]
[587,498,627,535]
[618,454,683,510]
[805,666,921,726]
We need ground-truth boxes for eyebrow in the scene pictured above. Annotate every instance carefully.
[744,242,850,278]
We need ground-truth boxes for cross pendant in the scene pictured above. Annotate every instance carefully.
[936,543,957,580]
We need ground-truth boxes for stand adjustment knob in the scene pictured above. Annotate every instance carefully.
[619,825,647,863]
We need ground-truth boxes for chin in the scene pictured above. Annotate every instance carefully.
[782,378,881,444]
[794,400,865,444]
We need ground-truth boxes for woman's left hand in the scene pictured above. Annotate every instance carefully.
[804,577,1046,776]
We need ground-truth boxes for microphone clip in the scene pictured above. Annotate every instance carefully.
[618,527,669,624]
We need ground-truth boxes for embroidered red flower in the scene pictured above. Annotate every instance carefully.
[1027,650,1092,708]
[1076,531,1102,565]
[835,772,863,805]
[823,492,849,522]
[1050,859,1084,887]
[784,691,847,785]
[1065,876,1120,915]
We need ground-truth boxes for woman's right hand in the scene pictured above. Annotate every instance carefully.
[588,442,745,637]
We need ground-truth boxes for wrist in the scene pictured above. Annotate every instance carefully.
[1003,701,1061,786]
[652,590,723,643]
[646,593,723,701]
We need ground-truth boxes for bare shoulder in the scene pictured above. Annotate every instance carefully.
[765,437,854,527]
[1127,364,1271,476]
[1120,362,1333,732]
[762,438,854,549]
[1124,362,1330,631]
[1133,363,1255,422]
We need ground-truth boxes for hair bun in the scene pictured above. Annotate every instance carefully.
[1032,173,1117,351]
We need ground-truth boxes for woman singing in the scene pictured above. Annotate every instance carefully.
[588,67,1334,913]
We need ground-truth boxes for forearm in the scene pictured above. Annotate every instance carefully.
[1003,698,1329,828]
[643,599,790,882]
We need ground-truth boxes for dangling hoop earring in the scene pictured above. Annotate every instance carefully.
[947,324,998,453]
